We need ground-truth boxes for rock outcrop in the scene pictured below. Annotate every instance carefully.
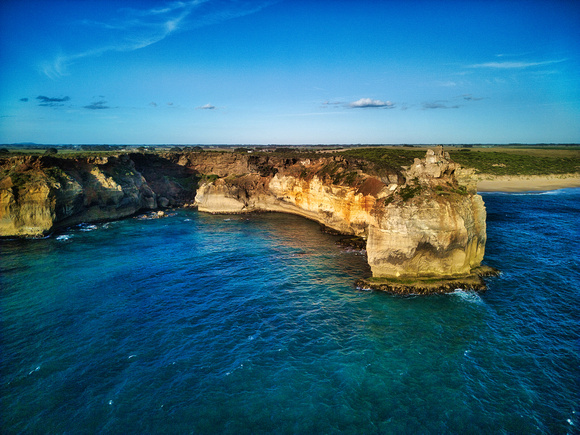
[0,154,194,236]
[193,147,487,283]
[0,147,490,291]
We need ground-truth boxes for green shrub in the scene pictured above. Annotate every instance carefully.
[201,174,220,183]
[10,172,31,188]
[399,184,422,201]
[340,148,423,170]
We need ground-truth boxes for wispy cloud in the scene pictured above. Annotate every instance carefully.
[36,95,71,106]
[19,98,29,102]
[42,0,277,79]
[349,98,395,109]
[468,59,566,69]
[321,100,343,107]
[197,103,216,110]
[436,81,457,87]
[461,94,484,101]
[495,52,532,58]
[279,111,349,118]
[422,101,459,110]
[84,100,110,110]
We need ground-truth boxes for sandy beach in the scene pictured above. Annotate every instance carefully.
[476,174,580,192]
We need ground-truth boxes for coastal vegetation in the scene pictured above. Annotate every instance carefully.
[449,149,580,175]
[1,145,578,177]
[340,147,580,176]
[398,184,424,201]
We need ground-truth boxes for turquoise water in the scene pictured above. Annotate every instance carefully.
[1,189,579,434]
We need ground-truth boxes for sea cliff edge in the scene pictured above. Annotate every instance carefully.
[0,147,493,293]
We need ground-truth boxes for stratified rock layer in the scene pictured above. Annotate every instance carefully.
[194,147,487,280]
[1,148,488,288]
[0,154,191,236]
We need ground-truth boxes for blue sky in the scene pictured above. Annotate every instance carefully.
[1,0,579,145]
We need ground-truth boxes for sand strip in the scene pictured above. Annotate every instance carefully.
[476,174,580,192]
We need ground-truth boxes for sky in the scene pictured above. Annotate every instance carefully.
[1,0,579,145]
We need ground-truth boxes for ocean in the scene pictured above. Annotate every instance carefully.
[1,189,579,434]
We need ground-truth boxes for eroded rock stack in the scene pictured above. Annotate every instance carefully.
[194,147,487,282]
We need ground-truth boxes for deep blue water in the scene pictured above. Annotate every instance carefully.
[1,189,579,434]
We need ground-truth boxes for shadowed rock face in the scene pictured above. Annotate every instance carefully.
[0,148,486,282]
[0,154,189,236]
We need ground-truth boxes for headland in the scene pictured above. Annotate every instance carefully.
[1,144,577,294]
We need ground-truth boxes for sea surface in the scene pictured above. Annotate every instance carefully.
[1,189,579,434]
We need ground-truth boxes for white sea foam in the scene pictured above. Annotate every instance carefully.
[78,224,98,231]
[484,189,579,197]
[451,289,484,304]
[28,366,40,375]
[56,235,72,241]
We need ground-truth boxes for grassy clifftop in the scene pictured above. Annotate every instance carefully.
[2,145,579,176]
[340,147,580,176]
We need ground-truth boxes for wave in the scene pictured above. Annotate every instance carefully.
[451,289,485,304]
[78,224,98,232]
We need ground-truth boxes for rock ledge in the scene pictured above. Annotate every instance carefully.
[355,265,500,295]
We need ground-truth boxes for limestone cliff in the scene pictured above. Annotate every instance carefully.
[0,148,490,291]
[194,147,487,281]
[0,154,194,236]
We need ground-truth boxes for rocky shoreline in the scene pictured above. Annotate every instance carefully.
[355,265,501,295]
[1,148,492,294]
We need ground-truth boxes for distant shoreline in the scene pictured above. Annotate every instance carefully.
[476,174,580,192]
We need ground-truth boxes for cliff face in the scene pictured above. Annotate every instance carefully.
[366,194,486,278]
[0,148,488,285]
[0,154,194,236]
[194,147,486,279]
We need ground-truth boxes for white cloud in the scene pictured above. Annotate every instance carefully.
[197,103,216,110]
[349,98,394,109]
